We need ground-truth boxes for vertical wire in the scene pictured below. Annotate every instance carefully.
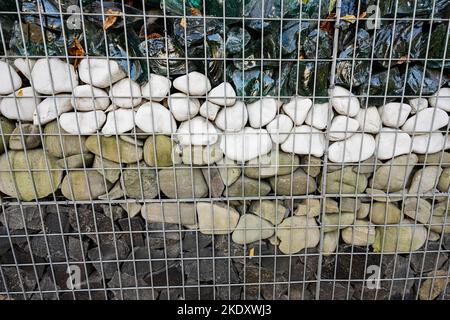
[180,0,202,300]
[73,0,110,300]
[2,0,65,299]
[341,0,366,300]
[140,0,179,301]
[256,0,266,300]
[0,19,31,300]
[116,0,144,300]
[316,0,341,300]
[409,0,450,300]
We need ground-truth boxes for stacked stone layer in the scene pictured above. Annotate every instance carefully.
[0,58,449,300]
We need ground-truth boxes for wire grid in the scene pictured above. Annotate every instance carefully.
[0,0,449,300]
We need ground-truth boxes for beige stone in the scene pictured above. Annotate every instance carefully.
[85,135,143,164]
[196,202,240,235]
[277,216,320,255]
[342,220,376,246]
[0,149,63,201]
[141,202,196,225]
[61,170,111,200]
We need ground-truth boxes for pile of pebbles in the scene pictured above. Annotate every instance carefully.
[0,57,449,300]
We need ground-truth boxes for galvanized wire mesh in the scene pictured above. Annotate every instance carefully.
[0,0,449,300]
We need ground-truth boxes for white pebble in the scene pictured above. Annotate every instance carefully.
[135,102,177,135]
[329,115,360,141]
[379,102,411,128]
[199,101,221,121]
[177,116,219,146]
[110,78,142,108]
[173,71,211,95]
[168,92,200,121]
[79,58,126,88]
[355,106,382,134]
[101,109,135,135]
[247,98,278,128]
[328,133,375,163]
[266,114,294,144]
[141,74,171,102]
[0,87,41,121]
[13,58,35,80]
[59,111,106,135]
[412,132,446,154]
[330,86,360,116]
[31,58,78,94]
[220,127,272,162]
[0,61,22,94]
[402,108,449,133]
[375,128,412,160]
[207,82,236,106]
[305,102,333,130]
[33,95,72,125]
[282,96,313,125]
[429,87,450,111]
[72,85,110,111]
[281,125,325,157]
[409,97,428,114]
[215,101,248,132]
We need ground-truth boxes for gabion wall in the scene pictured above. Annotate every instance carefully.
[0,0,449,300]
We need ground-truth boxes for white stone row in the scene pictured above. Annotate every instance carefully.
[0,58,449,164]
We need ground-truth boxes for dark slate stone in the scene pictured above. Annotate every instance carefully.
[258,255,314,282]
[137,242,181,276]
[0,266,40,300]
[157,288,184,300]
[214,235,246,261]
[49,262,93,291]
[184,281,215,300]
[381,254,416,297]
[123,241,181,277]
[320,245,381,280]
[443,234,450,251]
[69,206,116,245]
[28,233,68,262]
[59,271,107,300]
[147,222,182,249]
[410,241,448,274]
[352,280,392,300]
[240,265,288,300]
[101,204,126,221]
[216,285,242,300]
[0,226,11,255]
[44,211,71,234]
[117,217,145,248]
[121,246,153,277]
[182,231,212,252]
[238,242,279,266]
[299,248,320,278]
[44,204,71,215]
[183,247,215,258]
[88,239,130,279]
[1,246,45,269]
[30,274,60,300]
[147,266,184,287]
[108,272,155,300]
[0,206,46,230]
[67,236,89,262]
[9,229,31,248]
[309,281,354,300]
[185,257,239,286]
[282,283,314,300]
